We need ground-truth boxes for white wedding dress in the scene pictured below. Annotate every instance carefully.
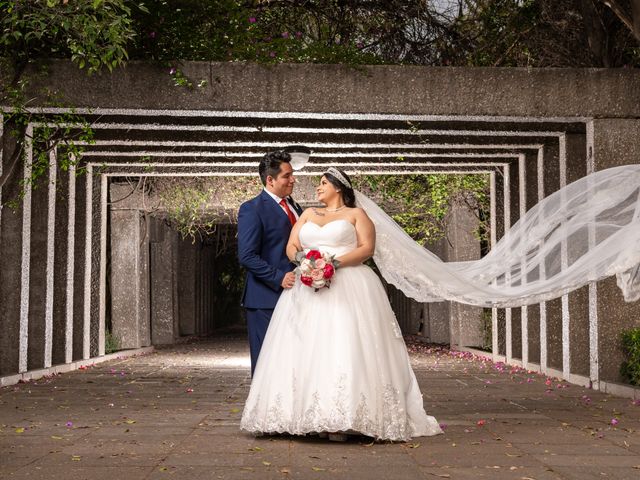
[240,219,443,441]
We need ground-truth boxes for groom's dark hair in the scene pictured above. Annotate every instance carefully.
[259,150,292,186]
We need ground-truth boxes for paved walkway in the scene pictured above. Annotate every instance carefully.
[1,335,639,480]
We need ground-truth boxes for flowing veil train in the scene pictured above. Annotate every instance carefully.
[356,164,640,308]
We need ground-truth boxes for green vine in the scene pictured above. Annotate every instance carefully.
[1,79,95,209]
[354,174,490,246]
[150,174,489,247]
[153,176,262,241]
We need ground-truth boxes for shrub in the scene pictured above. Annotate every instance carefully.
[105,331,120,355]
[620,328,640,386]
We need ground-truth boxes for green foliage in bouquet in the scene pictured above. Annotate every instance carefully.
[620,328,640,386]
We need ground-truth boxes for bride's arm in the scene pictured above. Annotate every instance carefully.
[336,209,375,267]
[286,209,310,261]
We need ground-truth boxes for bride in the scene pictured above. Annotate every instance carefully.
[240,167,444,441]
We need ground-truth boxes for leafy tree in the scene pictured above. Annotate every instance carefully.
[0,0,147,197]
[1,0,145,80]
[119,1,640,67]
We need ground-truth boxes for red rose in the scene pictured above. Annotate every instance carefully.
[300,275,313,286]
[306,249,322,260]
[323,263,335,279]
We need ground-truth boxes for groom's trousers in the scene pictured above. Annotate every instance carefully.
[245,308,273,376]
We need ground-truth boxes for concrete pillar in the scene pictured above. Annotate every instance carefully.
[424,238,450,344]
[494,172,506,356]
[507,161,523,361]
[0,123,22,375]
[26,165,49,370]
[109,207,150,349]
[447,201,483,349]
[565,133,590,377]
[150,217,179,345]
[524,151,541,366]
[51,161,70,366]
[177,237,198,336]
[72,172,87,361]
[87,168,103,357]
[591,119,640,384]
[541,141,563,373]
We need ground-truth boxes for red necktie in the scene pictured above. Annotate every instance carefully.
[279,198,297,226]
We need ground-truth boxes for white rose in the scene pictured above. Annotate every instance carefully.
[300,260,313,275]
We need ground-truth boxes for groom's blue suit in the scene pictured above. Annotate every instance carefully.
[238,190,303,375]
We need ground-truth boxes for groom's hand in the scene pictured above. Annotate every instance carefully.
[281,271,296,289]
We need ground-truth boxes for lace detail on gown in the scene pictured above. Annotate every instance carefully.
[241,372,429,441]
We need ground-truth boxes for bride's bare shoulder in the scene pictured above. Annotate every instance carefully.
[299,208,313,219]
[351,207,368,216]
[350,207,372,223]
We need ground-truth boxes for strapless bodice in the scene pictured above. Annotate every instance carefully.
[298,220,357,257]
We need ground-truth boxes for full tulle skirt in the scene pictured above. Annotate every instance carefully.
[240,264,443,441]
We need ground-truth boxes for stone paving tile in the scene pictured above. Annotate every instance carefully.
[531,453,640,468]
[146,465,285,480]
[27,452,166,467]
[4,465,155,480]
[1,334,640,480]
[409,442,546,468]
[512,441,633,455]
[159,451,291,468]
[284,464,425,480]
[550,466,640,480]
[419,465,565,479]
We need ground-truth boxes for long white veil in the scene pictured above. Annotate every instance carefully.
[355,164,640,308]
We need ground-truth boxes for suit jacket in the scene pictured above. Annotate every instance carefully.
[238,190,303,309]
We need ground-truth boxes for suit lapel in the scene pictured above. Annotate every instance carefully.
[260,190,290,224]
[287,196,303,216]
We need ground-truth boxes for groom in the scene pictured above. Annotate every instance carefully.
[237,150,303,376]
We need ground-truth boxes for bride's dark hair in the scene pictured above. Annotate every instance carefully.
[325,169,356,208]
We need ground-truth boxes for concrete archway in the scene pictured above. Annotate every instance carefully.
[1,62,639,398]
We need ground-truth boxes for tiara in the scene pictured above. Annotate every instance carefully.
[326,167,352,189]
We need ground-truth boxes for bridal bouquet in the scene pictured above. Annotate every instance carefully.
[294,249,339,291]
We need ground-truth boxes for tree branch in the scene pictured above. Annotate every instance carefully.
[601,0,640,41]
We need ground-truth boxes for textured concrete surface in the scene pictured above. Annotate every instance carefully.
[592,119,640,383]
[24,61,640,118]
[2,335,639,480]
[149,218,179,346]
[110,207,149,349]
[446,202,483,349]
[0,129,25,376]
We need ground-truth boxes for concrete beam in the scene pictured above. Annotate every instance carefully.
[21,61,640,118]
